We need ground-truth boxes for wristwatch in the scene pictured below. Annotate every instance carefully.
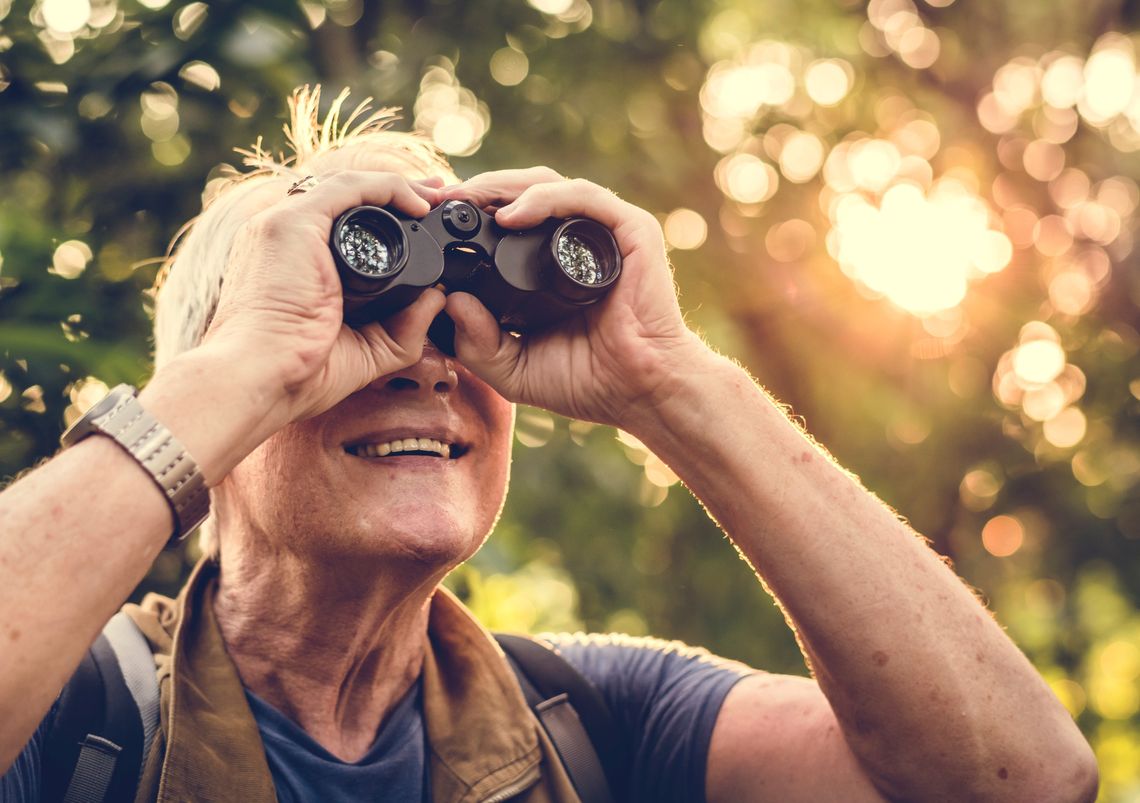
[61,384,210,545]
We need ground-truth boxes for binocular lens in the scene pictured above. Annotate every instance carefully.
[552,221,619,289]
[338,220,400,277]
[557,232,604,285]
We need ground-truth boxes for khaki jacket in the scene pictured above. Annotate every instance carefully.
[122,559,581,803]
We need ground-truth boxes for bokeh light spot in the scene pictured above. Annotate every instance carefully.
[1041,56,1084,109]
[42,0,90,34]
[805,60,851,106]
[50,240,92,279]
[528,0,572,14]
[490,47,529,86]
[1083,45,1135,123]
[717,153,778,204]
[897,26,940,69]
[1033,214,1074,257]
[663,208,708,250]
[415,62,490,157]
[63,377,109,428]
[179,61,221,92]
[1013,338,1066,385]
[779,131,826,183]
[765,219,815,262]
[982,514,1025,557]
[1049,271,1094,315]
[1044,406,1088,448]
[1023,139,1065,182]
[1022,382,1066,422]
[960,467,1003,511]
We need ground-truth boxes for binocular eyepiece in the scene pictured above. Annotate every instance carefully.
[329,199,622,354]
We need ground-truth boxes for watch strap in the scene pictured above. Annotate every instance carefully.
[67,385,209,544]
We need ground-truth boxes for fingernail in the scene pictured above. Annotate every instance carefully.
[497,204,516,218]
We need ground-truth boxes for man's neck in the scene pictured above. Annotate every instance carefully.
[211,542,440,762]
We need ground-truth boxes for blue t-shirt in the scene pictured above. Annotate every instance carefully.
[2,634,750,803]
[246,680,428,803]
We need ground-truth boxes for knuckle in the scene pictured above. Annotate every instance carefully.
[533,166,563,181]
[635,207,660,230]
[518,183,550,203]
[570,178,612,203]
[248,207,289,238]
[314,169,347,186]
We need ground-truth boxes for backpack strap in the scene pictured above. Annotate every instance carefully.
[42,612,160,803]
[495,633,629,803]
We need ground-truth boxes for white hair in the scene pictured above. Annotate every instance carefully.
[152,85,458,556]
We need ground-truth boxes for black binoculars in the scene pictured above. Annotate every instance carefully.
[329,199,622,353]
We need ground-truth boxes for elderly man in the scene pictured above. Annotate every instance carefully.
[0,89,1097,802]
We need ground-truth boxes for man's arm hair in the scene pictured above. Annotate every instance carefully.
[622,351,1098,803]
[0,348,271,771]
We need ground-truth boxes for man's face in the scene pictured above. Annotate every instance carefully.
[216,344,515,569]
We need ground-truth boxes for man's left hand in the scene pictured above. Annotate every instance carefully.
[440,167,710,427]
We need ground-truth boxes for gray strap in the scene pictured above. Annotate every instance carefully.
[535,694,616,803]
[101,612,160,781]
[61,735,121,803]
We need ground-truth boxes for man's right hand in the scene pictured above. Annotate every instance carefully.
[199,170,446,436]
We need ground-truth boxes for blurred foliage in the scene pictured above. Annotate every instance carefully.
[3,0,1140,797]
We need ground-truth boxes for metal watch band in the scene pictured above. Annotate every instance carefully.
[68,385,209,543]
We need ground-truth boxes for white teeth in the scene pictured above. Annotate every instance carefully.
[350,437,455,458]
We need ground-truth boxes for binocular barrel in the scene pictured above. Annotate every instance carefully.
[329,200,622,349]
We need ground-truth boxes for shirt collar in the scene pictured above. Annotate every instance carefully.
[155,558,544,803]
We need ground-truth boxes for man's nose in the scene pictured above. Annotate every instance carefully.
[373,342,459,395]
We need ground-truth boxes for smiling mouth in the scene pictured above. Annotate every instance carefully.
[344,437,468,460]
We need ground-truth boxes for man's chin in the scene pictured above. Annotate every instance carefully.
[311,520,483,573]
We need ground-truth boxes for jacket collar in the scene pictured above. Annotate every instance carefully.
[153,558,545,803]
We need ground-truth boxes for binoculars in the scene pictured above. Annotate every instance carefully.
[329,199,622,353]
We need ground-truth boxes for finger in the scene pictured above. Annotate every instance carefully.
[346,289,446,384]
[494,179,647,234]
[287,170,433,221]
[377,287,447,354]
[409,181,443,208]
[439,166,564,209]
[445,292,523,395]
[414,175,446,189]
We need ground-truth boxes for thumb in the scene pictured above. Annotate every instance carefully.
[353,288,447,379]
[446,292,524,397]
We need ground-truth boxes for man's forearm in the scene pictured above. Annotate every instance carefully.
[0,346,279,771]
[624,350,1096,801]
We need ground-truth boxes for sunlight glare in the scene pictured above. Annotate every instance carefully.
[830,181,1005,316]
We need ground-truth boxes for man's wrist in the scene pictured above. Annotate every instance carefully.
[619,336,741,442]
[139,344,287,486]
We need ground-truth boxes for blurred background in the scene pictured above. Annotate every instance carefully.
[1,0,1139,797]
